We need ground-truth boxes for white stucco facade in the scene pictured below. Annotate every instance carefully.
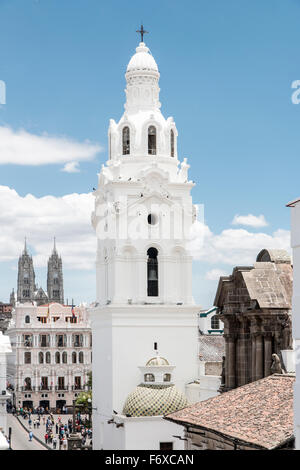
[90,39,200,450]
[288,198,300,450]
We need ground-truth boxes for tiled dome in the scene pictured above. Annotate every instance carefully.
[122,384,188,417]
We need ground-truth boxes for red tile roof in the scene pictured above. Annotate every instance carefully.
[165,374,295,450]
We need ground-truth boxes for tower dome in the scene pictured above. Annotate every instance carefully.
[123,384,188,417]
[126,42,159,73]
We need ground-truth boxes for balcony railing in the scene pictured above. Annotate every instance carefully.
[55,385,68,391]
[72,385,83,391]
[38,386,52,391]
[21,386,35,392]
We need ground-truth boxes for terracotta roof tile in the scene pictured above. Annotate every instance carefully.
[165,374,295,449]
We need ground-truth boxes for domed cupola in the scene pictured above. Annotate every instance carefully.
[124,41,161,114]
[122,345,188,417]
[106,35,179,164]
[126,42,159,74]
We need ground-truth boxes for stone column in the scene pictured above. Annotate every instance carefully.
[255,334,264,380]
[251,335,256,382]
[228,334,236,389]
[264,333,272,377]
[224,336,230,389]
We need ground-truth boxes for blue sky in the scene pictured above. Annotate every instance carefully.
[0,0,299,307]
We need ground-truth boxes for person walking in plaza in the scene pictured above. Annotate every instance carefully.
[29,431,33,442]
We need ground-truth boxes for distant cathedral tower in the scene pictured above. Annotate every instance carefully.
[47,239,64,304]
[17,239,36,303]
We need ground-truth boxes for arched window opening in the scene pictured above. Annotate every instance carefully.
[79,351,84,364]
[170,129,175,157]
[24,377,31,390]
[72,352,77,364]
[55,352,60,364]
[148,126,157,155]
[46,352,51,364]
[39,352,44,364]
[122,126,130,155]
[147,248,158,297]
[62,352,67,364]
[24,352,31,364]
[144,373,155,382]
[211,315,220,330]
[147,213,158,225]
[24,377,31,391]
[25,315,30,324]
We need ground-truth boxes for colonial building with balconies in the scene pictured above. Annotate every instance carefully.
[6,302,91,412]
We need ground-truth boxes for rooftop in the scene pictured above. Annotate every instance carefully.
[165,374,295,450]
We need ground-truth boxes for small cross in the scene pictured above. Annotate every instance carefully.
[136,24,148,43]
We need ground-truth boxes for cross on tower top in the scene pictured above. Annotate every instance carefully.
[136,24,148,43]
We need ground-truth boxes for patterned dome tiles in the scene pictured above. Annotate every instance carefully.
[123,384,188,417]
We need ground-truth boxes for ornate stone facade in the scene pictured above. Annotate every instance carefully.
[14,240,64,306]
[214,249,293,391]
[6,302,91,412]
[17,241,36,304]
[47,241,64,304]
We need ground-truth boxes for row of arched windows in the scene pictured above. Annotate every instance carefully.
[38,351,84,364]
[122,126,175,157]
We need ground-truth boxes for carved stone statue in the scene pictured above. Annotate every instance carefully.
[270,353,284,374]
[221,356,226,385]
[281,315,293,350]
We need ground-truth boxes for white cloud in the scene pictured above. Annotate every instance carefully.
[232,214,268,228]
[189,221,290,266]
[61,161,81,173]
[0,185,291,287]
[205,269,228,281]
[0,126,102,167]
[0,185,96,270]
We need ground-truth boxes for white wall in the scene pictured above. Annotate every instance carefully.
[124,417,185,450]
[186,376,221,404]
[290,201,300,450]
[91,304,198,450]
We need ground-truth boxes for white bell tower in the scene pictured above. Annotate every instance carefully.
[90,34,200,450]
